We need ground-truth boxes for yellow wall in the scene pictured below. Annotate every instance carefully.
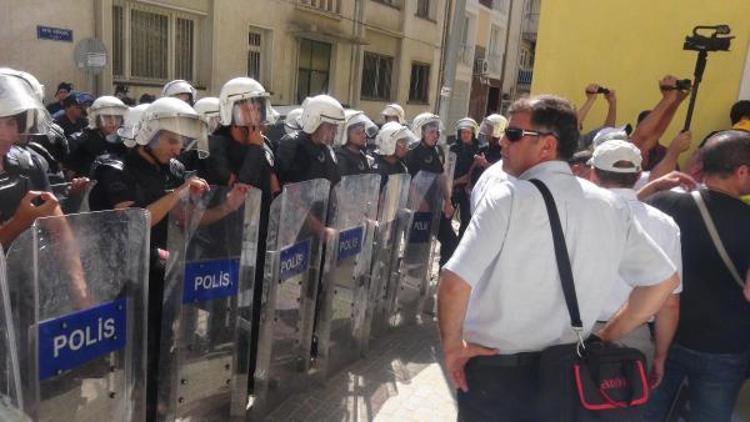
[532,1,750,155]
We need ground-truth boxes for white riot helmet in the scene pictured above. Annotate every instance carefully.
[87,96,127,130]
[375,122,418,155]
[218,77,273,128]
[300,95,345,135]
[411,112,443,139]
[335,109,378,146]
[162,79,197,105]
[134,97,209,158]
[479,114,508,139]
[0,73,51,140]
[0,68,45,103]
[455,117,479,138]
[381,103,405,124]
[284,107,304,135]
[193,97,220,133]
[117,104,150,148]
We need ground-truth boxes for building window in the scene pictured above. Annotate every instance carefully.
[416,0,431,18]
[247,31,262,80]
[409,63,430,103]
[297,38,332,104]
[175,18,194,81]
[361,52,393,101]
[112,2,200,83]
[112,6,124,77]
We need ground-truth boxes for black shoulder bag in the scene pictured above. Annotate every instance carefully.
[530,179,650,422]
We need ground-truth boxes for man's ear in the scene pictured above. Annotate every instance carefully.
[541,134,558,159]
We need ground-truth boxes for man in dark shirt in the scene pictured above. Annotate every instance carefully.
[645,130,750,421]
[65,95,128,177]
[335,110,377,176]
[406,112,457,267]
[276,95,344,186]
[54,92,89,136]
[372,122,412,189]
[46,82,72,115]
[450,118,482,238]
[0,74,59,247]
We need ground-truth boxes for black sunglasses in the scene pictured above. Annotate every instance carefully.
[505,126,557,142]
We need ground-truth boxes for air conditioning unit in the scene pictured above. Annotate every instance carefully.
[475,58,489,76]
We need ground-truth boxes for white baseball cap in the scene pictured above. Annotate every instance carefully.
[591,124,630,148]
[588,139,642,173]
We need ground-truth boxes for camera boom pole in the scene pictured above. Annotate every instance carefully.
[683,50,708,132]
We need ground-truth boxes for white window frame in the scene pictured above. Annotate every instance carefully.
[112,0,202,85]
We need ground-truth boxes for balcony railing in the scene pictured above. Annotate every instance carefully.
[297,0,340,15]
[518,69,533,85]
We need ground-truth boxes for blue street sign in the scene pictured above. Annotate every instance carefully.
[337,225,364,262]
[38,298,127,380]
[279,238,311,281]
[183,257,241,303]
[36,26,73,42]
[409,212,433,244]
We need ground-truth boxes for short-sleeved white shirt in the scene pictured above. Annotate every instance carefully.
[470,160,513,213]
[443,160,677,354]
[598,188,683,321]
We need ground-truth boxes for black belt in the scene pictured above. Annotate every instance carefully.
[470,352,542,367]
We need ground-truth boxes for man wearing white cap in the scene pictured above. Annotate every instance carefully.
[588,140,683,389]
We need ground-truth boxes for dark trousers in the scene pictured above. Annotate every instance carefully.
[457,354,540,422]
[644,344,750,422]
[438,214,458,267]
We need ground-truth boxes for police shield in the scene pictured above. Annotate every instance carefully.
[251,179,330,418]
[362,173,411,345]
[49,181,95,214]
[392,171,443,326]
[0,246,24,415]
[157,185,262,420]
[315,174,380,378]
[5,209,150,421]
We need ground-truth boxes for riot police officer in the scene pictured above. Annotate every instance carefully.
[276,94,345,186]
[381,103,406,125]
[162,79,197,106]
[65,95,128,177]
[179,96,219,174]
[0,73,59,247]
[372,121,413,189]
[450,117,482,238]
[87,96,247,420]
[405,112,457,267]
[334,110,377,176]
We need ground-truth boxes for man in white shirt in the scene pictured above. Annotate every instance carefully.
[588,139,682,389]
[437,95,679,421]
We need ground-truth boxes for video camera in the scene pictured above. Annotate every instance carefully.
[683,25,734,52]
[595,86,610,95]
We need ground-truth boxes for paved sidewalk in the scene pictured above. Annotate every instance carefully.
[266,318,457,422]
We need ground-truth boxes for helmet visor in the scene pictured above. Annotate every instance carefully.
[153,115,209,158]
[231,97,269,127]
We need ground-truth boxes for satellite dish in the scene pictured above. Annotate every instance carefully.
[73,38,108,74]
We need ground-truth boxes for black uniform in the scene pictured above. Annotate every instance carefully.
[0,146,51,223]
[450,139,480,238]
[276,131,340,186]
[87,148,186,420]
[372,155,407,190]
[65,128,128,177]
[334,145,371,176]
[405,141,458,267]
[54,113,86,137]
[472,142,502,185]
[202,129,278,392]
